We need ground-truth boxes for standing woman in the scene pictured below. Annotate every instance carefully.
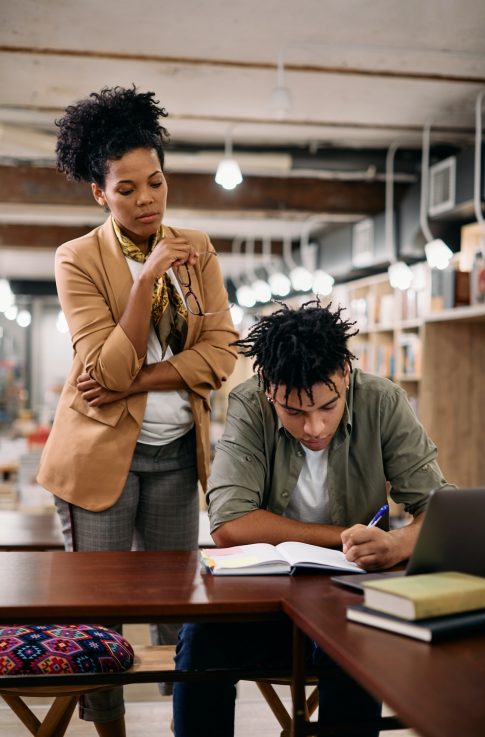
[38,86,238,736]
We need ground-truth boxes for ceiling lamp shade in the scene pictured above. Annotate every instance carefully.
[388,261,413,291]
[312,269,335,296]
[425,239,453,270]
[270,85,292,120]
[270,53,293,120]
[215,127,243,190]
[268,271,291,297]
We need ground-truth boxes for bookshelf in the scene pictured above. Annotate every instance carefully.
[212,258,485,490]
[334,263,485,487]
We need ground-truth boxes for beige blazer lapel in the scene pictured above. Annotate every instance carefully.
[97,218,134,322]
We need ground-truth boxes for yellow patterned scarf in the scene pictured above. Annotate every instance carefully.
[112,218,188,356]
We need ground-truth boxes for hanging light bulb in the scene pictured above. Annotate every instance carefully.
[0,279,14,313]
[268,271,291,297]
[270,52,293,120]
[251,278,272,303]
[16,309,32,327]
[312,269,335,296]
[236,284,256,308]
[4,304,18,321]
[388,261,413,291]
[289,266,313,292]
[215,127,243,190]
[230,304,245,326]
[425,239,453,270]
[419,121,453,272]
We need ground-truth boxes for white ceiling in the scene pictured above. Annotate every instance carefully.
[1,0,485,279]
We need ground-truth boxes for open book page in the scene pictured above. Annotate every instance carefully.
[276,541,365,573]
[200,544,290,574]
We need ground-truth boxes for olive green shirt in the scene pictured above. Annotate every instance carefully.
[207,369,450,533]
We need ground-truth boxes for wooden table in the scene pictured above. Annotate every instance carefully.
[284,584,485,737]
[0,551,484,737]
[0,510,64,550]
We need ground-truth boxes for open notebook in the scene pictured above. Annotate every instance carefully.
[331,487,485,592]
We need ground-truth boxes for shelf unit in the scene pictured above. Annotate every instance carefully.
[333,264,485,487]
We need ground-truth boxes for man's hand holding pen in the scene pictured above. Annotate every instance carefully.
[341,503,400,571]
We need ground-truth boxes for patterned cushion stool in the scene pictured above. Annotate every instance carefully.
[0,624,134,737]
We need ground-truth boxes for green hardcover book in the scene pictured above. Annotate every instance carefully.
[363,571,485,621]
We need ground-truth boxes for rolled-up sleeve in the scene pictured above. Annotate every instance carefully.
[207,392,268,532]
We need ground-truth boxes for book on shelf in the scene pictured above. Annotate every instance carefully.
[200,542,366,576]
[346,603,485,642]
[362,571,485,620]
[398,332,421,376]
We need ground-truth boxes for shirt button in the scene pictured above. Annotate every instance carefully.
[244,455,252,462]
[282,491,289,498]
[296,450,304,457]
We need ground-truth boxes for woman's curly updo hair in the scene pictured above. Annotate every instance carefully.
[55,85,169,186]
[233,300,358,403]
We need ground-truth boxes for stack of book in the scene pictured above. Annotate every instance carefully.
[346,571,485,642]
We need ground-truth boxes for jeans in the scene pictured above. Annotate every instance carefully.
[173,620,382,737]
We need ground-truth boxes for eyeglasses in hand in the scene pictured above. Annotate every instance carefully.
[175,251,234,317]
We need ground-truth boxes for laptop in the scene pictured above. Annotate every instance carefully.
[331,487,485,592]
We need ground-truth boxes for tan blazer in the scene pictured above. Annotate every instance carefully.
[38,219,238,511]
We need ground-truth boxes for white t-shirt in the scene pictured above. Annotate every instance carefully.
[283,445,330,523]
[125,258,193,445]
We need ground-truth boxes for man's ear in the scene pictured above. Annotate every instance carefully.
[343,365,350,389]
[91,182,107,208]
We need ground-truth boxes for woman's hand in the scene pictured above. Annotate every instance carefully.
[76,372,128,406]
[142,235,197,281]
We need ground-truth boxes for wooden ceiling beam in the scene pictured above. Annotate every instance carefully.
[0,165,400,216]
[0,224,283,254]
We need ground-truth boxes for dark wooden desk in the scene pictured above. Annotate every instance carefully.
[0,510,64,550]
[284,584,485,737]
[0,551,484,737]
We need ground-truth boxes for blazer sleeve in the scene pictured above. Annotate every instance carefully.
[168,235,239,401]
[55,242,144,391]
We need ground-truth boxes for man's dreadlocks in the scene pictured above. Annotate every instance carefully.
[233,300,358,402]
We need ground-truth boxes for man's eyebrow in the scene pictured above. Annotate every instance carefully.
[276,395,339,411]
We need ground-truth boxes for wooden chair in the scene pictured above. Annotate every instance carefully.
[250,675,319,737]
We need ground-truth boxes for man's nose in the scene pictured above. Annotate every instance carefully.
[303,414,324,437]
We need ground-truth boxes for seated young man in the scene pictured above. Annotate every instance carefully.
[173,301,450,737]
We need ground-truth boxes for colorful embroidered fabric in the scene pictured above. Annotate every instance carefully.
[0,624,134,675]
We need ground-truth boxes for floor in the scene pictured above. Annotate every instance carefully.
[0,624,418,737]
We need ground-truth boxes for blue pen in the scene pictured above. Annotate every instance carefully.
[367,503,389,527]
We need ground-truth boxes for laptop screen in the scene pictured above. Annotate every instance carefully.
[406,486,485,577]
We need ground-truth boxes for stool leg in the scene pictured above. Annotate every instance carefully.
[0,693,41,735]
[256,682,291,733]
[38,695,79,737]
